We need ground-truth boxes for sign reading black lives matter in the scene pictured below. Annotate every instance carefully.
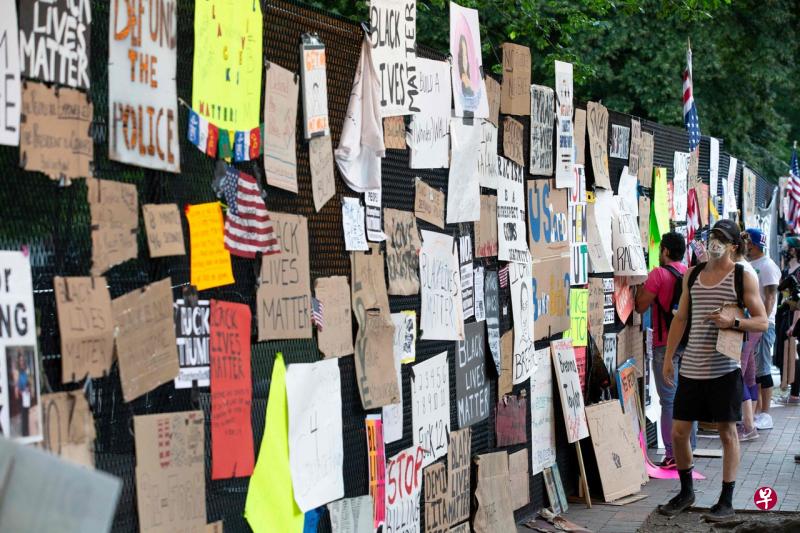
[19,0,92,90]
[174,299,210,389]
[456,322,490,427]
[369,0,418,117]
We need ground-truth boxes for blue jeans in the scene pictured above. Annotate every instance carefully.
[653,345,698,457]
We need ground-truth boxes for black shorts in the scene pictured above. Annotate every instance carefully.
[673,369,743,423]
[756,374,774,388]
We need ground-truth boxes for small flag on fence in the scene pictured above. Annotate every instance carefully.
[499,265,509,288]
[221,166,280,258]
[312,297,325,330]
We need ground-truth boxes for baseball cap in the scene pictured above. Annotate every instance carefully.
[786,236,800,249]
[710,219,741,243]
[745,228,767,250]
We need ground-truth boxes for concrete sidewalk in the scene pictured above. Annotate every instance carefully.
[519,399,800,532]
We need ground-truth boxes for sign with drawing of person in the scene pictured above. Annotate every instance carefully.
[449,2,488,118]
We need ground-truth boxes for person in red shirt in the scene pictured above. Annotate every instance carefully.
[635,232,696,468]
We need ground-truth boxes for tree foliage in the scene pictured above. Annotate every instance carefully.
[314,0,799,181]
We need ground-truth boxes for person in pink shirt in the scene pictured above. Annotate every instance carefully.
[635,232,696,468]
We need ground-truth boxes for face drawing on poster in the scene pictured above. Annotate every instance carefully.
[510,261,536,384]
[408,58,451,169]
[450,2,488,118]
[419,230,464,341]
[411,352,450,467]
[369,0,418,116]
[0,0,21,146]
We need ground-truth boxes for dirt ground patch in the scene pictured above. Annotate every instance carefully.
[639,509,800,532]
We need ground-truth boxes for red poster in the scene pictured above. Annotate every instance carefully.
[495,395,527,447]
[366,415,386,530]
[210,300,254,479]
[574,347,587,394]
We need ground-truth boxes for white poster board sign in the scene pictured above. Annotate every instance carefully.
[447,119,482,223]
[369,0,418,117]
[673,151,690,222]
[530,345,556,475]
[411,352,450,467]
[420,230,464,341]
[550,338,589,443]
[554,61,574,188]
[478,121,500,189]
[0,0,20,146]
[408,58,450,169]
[449,1,489,118]
[497,156,530,264]
[510,261,536,384]
[612,198,647,279]
[385,445,424,533]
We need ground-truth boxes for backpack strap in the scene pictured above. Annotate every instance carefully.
[734,263,745,309]
[686,262,707,291]
[663,264,682,280]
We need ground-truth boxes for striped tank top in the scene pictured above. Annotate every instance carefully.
[679,267,741,380]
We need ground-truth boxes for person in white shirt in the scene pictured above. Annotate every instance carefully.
[746,228,781,430]
[732,235,760,441]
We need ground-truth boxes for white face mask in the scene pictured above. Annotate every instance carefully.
[707,238,728,259]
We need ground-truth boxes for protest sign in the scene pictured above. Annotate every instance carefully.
[40,391,95,467]
[415,178,445,228]
[143,204,185,258]
[551,338,589,442]
[638,132,654,188]
[565,288,588,347]
[474,266,486,322]
[366,415,386,530]
[612,199,648,279]
[474,452,516,533]
[264,63,299,192]
[574,108,587,165]
[447,119,481,223]
[498,331,514,398]
[673,152,690,222]
[365,189,386,242]
[503,117,525,167]
[354,310,399,409]
[411,352,450,466]
[531,346,556,475]
[0,0,20,146]
[587,101,610,189]
[743,166,758,228]
[342,197,369,252]
[485,270,502,374]
[385,445,424,533]
[409,58,450,169]
[384,116,407,149]
[629,119,642,176]
[587,190,614,273]
[328,496,373,533]
[383,310,415,442]
[530,85,554,175]
[475,195,498,258]
[310,135,336,211]
[173,298,210,388]
[554,61,574,187]
[369,0,418,116]
[501,43,531,115]
[459,232,474,320]
[603,332,618,376]
[509,450,530,510]
[87,178,138,276]
[588,278,605,352]
[450,2,489,117]
[313,276,354,358]
[447,427,471,525]
[478,120,499,189]
[424,462,449,533]
[185,202,234,291]
[486,76,501,127]
[456,322,490,427]
[420,230,464,340]
[511,261,536,384]
[496,394,527,447]
[498,157,530,263]
[609,125,630,159]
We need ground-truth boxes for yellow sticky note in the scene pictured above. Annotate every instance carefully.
[245,353,304,533]
[185,202,234,291]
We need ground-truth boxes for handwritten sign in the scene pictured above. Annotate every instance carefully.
[173,298,210,388]
[112,278,179,402]
[474,452,516,533]
[486,76,501,127]
[565,288,588,347]
[355,310,399,409]
[54,276,114,383]
[588,278,605,352]
[530,346,556,475]
[446,427,471,525]
[474,195,498,258]
[385,445,424,533]
[264,63,299,193]
[342,197,369,251]
[609,124,630,159]
[528,179,569,260]
[420,230,464,340]
[385,208,422,295]
[628,119,642,176]
[370,0,418,116]
[551,338,589,442]
[459,232,474,320]
[380,116,404,150]
[351,243,391,327]
[40,391,95,467]
[673,151,690,222]
[210,300,254,480]
[447,119,481,223]
[455,322,490,427]
[313,276,354,358]
[186,202,234,291]
[286,358,344,511]
[384,311,414,442]
[142,204,185,258]
[554,61,574,187]
[415,178,445,228]
[574,108,586,165]
[503,117,525,167]
[500,43,531,116]
[638,131,654,187]
[20,82,93,182]
[478,120,499,189]
[109,0,179,172]
[496,394,527,447]
[0,0,20,146]
[587,189,614,273]
[87,178,138,276]
[612,199,647,278]
[366,415,386,530]
[424,462,449,533]
[530,85,554,175]
[497,156,530,263]
[411,352,450,467]
[134,411,206,532]
[587,101,610,189]
[743,166,758,228]
[19,0,90,89]
[485,271,502,374]
[511,261,536,384]
[603,332,617,376]
[310,135,336,211]
[409,58,450,169]
[328,496,373,533]
[449,1,489,117]
[257,212,311,340]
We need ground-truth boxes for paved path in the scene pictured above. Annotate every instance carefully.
[519,396,800,532]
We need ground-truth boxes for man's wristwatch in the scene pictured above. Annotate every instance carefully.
[733,317,741,330]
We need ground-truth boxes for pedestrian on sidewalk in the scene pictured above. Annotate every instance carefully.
[776,236,800,405]
[657,220,768,522]
[635,232,697,466]
[746,228,781,430]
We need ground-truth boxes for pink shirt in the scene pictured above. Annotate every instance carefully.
[644,261,688,346]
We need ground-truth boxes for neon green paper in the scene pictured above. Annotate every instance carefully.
[653,167,670,237]
[245,353,304,533]
[649,207,661,270]
[564,288,589,347]
[192,0,263,132]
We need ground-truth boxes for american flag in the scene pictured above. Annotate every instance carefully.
[499,265,509,288]
[683,45,701,151]
[311,297,324,330]
[787,143,800,232]
[686,188,700,260]
[222,166,280,258]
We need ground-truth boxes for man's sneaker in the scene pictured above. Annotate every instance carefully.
[738,427,759,442]
[794,454,800,464]
[702,503,735,522]
[657,456,677,469]
[755,413,774,430]
[657,492,695,517]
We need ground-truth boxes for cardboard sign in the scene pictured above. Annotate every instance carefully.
[673,151,690,222]
[609,125,630,159]
[475,195,498,258]
[485,76,501,127]
[612,201,648,279]
[286,358,344,511]
[446,427,471,525]
[386,446,425,533]
[587,101,610,189]
[143,204,185,258]
[498,156,530,263]
[19,0,90,89]
[185,202,234,291]
[530,84,554,175]
[474,452,516,533]
[447,119,481,223]
[366,415,386,530]
[351,244,391,327]
[87,178,138,276]
[313,276,354,358]
[617,327,644,376]
[385,208,422,295]
[717,305,745,361]
[20,82,93,182]
[173,298,210,388]
[310,135,336,211]
[588,278,606,352]
[528,179,569,260]
[531,346,556,475]
[638,131,654,188]
[54,276,114,383]
[574,108,587,166]
[112,278,179,402]
[639,195,651,250]
[409,58,451,169]
[135,411,205,532]
[257,213,312,340]
[551,338,589,443]
[0,0,20,146]
[501,43,531,116]
[509,450,530,510]
[477,120,499,189]
[587,190,614,273]
[511,261,536,384]
[485,270,502,374]
[415,178,445,228]
[328,496,373,533]
[369,0,417,117]
[354,310,399,409]
[210,300,254,480]
[449,1,489,118]
[616,361,647,468]
[39,391,95,467]
[554,60,574,187]
[264,63,299,193]
[108,0,179,172]
[565,288,589,347]
[424,462,450,533]
[503,117,525,167]
[456,322,490,427]
[628,119,642,176]
[383,116,407,149]
[411,352,450,467]
[496,394,527,447]
[192,0,262,132]
[383,311,415,442]
[420,230,464,340]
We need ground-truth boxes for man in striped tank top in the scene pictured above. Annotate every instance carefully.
[658,220,768,522]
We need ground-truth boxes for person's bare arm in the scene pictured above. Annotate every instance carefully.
[634,286,656,314]
[763,284,777,318]
[707,271,768,332]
